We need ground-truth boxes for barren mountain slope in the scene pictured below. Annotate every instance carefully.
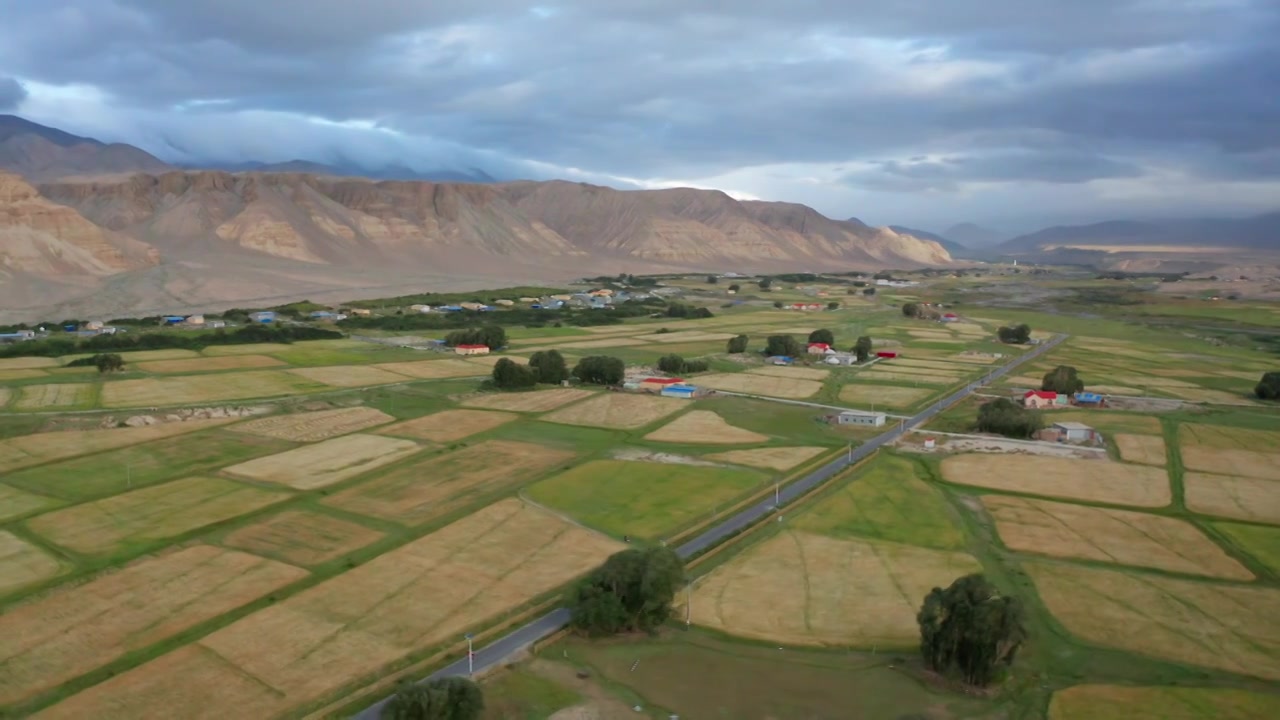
[0,115,173,181]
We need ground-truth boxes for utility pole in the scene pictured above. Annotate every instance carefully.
[465,633,474,675]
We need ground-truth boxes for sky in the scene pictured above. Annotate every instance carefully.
[0,0,1277,234]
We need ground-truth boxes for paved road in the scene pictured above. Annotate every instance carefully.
[353,334,1067,718]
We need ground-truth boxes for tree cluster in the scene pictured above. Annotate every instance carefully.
[444,326,507,349]
[997,324,1032,344]
[572,356,626,385]
[902,302,941,320]
[726,334,749,354]
[807,329,834,346]
[664,303,714,319]
[975,398,1044,439]
[1041,365,1084,394]
[706,275,718,284]
[758,278,773,290]
[1257,372,1280,400]
[657,354,709,375]
[764,334,803,358]
[490,358,538,390]
[0,324,342,361]
[862,287,876,296]
[917,574,1027,687]
[528,350,569,384]
[853,336,873,363]
[570,546,684,637]
[382,677,483,720]
[65,353,126,373]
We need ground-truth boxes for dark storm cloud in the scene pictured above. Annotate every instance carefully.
[0,0,1277,216]
[0,76,27,111]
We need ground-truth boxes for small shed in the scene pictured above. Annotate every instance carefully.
[1052,422,1097,442]
[248,311,275,323]
[349,308,372,317]
[207,320,227,329]
[1074,391,1104,405]
[454,344,490,356]
[767,356,793,365]
[660,384,698,399]
[835,410,887,427]
[163,316,185,325]
[875,351,899,359]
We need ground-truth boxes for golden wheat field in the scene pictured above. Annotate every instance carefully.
[983,495,1252,579]
[0,531,66,598]
[0,356,58,370]
[1027,561,1280,681]
[0,545,306,708]
[631,330,736,344]
[324,440,575,526]
[1048,684,1280,720]
[222,509,385,566]
[838,384,932,408]
[535,337,652,350]
[286,365,413,387]
[644,410,769,444]
[0,387,10,408]
[1,418,240,472]
[688,531,980,648]
[1180,423,1280,449]
[1113,434,1167,466]
[461,354,530,367]
[100,371,328,408]
[460,388,594,413]
[859,369,960,385]
[1180,446,1280,481]
[0,369,46,381]
[541,392,685,429]
[940,455,1171,507]
[706,446,828,471]
[228,406,395,442]
[221,434,421,490]
[693,373,823,399]
[1183,472,1280,524]
[372,359,490,379]
[27,477,291,556]
[200,343,293,356]
[13,383,93,410]
[34,501,621,720]
[746,365,830,381]
[134,355,286,374]
[376,409,518,443]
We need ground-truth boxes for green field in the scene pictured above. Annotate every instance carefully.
[1213,522,1280,575]
[525,459,768,540]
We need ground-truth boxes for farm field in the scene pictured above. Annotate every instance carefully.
[376,408,518,442]
[1113,434,1167,465]
[0,356,59,369]
[940,454,1171,507]
[706,445,827,471]
[540,392,684,429]
[100,371,329,408]
[746,365,829,381]
[0,531,66,597]
[227,406,394,442]
[286,364,412,387]
[1213,522,1280,574]
[27,476,291,556]
[0,546,307,708]
[460,387,595,412]
[688,532,980,647]
[14,383,94,410]
[1027,561,1280,680]
[133,355,285,373]
[221,509,386,566]
[324,440,575,526]
[838,383,932,408]
[0,484,61,522]
[644,410,769,444]
[33,500,621,720]
[373,358,491,379]
[0,417,243,474]
[221,433,422,490]
[693,372,823,399]
[982,495,1253,579]
[526,459,766,539]
[1048,685,1280,720]
[1178,424,1280,480]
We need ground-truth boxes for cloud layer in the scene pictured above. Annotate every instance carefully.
[1,1,1277,231]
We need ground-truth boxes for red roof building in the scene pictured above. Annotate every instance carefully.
[875,351,899,359]
[1024,390,1057,399]
[1022,390,1060,408]
[641,377,684,385]
[807,342,832,354]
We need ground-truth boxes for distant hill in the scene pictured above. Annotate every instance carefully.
[0,115,174,181]
[944,222,1006,247]
[183,159,497,184]
[1000,214,1280,253]
[888,225,970,256]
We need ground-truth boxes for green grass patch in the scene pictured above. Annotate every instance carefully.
[1212,522,1280,576]
[1049,684,1280,720]
[525,459,767,540]
[796,454,968,550]
[1,430,296,501]
[480,667,582,720]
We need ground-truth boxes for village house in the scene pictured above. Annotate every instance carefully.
[1038,422,1099,443]
[660,384,699,399]
[807,342,833,355]
[248,311,276,323]
[833,410,887,427]
[348,308,372,317]
[640,377,684,393]
[1022,390,1067,409]
[453,344,490,356]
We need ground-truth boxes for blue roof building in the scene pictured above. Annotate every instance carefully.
[660,384,698,399]
[1074,391,1104,404]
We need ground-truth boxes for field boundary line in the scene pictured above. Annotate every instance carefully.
[515,490,616,543]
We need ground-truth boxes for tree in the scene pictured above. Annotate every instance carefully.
[1257,372,1280,400]
[570,546,684,637]
[997,324,1031,344]
[862,287,876,296]
[572,356,625,385]
[726,334,749,354]
[657,354,685,374]
[491,358,537,390]
[445,325,506,349]
[826,301,840,310]
[902,302,920,318]
[706,275,718,284]
[853,336,873,363]
[975,398,1044,439]
[1041,365,1084,394]
[764,335,803,358]
[527,350,568,384]
[758,277,773,290]
[917,574,1027,687]
[728,283,741,292]
[382,676,484,720]
[92,353,125,374]
[807,328,834,346]
[772,300,784,309]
